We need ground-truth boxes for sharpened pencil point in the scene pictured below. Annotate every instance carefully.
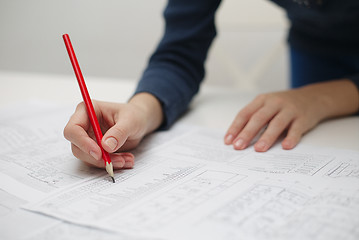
[105,162,115,183]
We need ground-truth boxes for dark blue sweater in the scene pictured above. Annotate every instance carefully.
[135,0,359,129]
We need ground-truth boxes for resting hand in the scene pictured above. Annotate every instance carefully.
[63,93,163,169]
[224,79,359,152]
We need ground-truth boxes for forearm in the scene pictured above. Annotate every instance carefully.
[135,0,221,129]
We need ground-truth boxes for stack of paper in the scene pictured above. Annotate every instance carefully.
[1,102,358,240]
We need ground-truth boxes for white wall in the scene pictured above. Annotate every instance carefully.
[0,0,289,91]
[0,0,165,81]
[208,0,289,90]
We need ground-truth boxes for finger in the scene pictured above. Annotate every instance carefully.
[102,121,132,153]
[254,111,294,152]
[110,152,134,169]
[115,138,142,152]
[64,106,102,161]
[114,152,135,169]
[224,96,265,145]
[233,106,279,150]
[281,119,306,150]
[68,102,91,131]
[101,107,142,153]
[123,160,135,169]
[72,143,105,168]
[72,143,135,169]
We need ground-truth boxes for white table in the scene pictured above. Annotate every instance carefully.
[1,71,358,151]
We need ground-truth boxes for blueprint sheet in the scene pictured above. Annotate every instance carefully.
[1,102,358,240]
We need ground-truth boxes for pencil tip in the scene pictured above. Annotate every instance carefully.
[105,162,115,183]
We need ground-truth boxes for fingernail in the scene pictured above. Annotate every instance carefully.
[255,141,268,152]
[124,155,134,162]
[112,159,125,169]
[123,161,134,169]
[282,139,294,150]
[105,137,118,151]
[90,151,100,161]
[225,134,234,144]
[234,138,245,149]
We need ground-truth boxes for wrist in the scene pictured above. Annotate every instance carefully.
[299,79,359,119]
[129,92,164,133]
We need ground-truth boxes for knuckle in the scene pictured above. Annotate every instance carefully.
[231,113,246,128]
[63,122,75,141]
[252,111,268,123]
[264,129,281,143]
[238,131,251,141]
[272,96,285,106]
[112,126,128,138]
[71,144,81,159]
[63,126,70,140]
[76,101,85,110]
[255,93,267,102]
[272,118,287,129]
[228,126,239,135]
[237,109,251,121]
[265,94,285,107]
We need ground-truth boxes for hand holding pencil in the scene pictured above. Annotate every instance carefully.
[62,34,164,180]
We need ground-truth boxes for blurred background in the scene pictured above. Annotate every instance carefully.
[0,0,288,91]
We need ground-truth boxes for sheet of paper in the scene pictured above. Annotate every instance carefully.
[0,102,192,197]
[25,126,359,240]
[0,102,107,198]
[0,187,159,240]
[24,222,163,240]
[0,102,101,239]
[0,102,187,240]
[1,102,358,239]
[0,187,61,240]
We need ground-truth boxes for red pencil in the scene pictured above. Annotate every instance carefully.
[62,33,115,183]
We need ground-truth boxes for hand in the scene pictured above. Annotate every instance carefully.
[224,79,359,152]
[63,93,163,169]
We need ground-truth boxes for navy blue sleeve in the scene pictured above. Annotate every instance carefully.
[349,74,359,91]
[348,75,359,115]
[134,0,222,129]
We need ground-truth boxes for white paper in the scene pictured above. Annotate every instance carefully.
[0,102,190,240]
[0,102,105,197]
[1,102,358,239]
[0,188,60,240]
[25,126,359,240]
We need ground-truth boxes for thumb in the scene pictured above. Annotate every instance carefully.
[102,123,129,153]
